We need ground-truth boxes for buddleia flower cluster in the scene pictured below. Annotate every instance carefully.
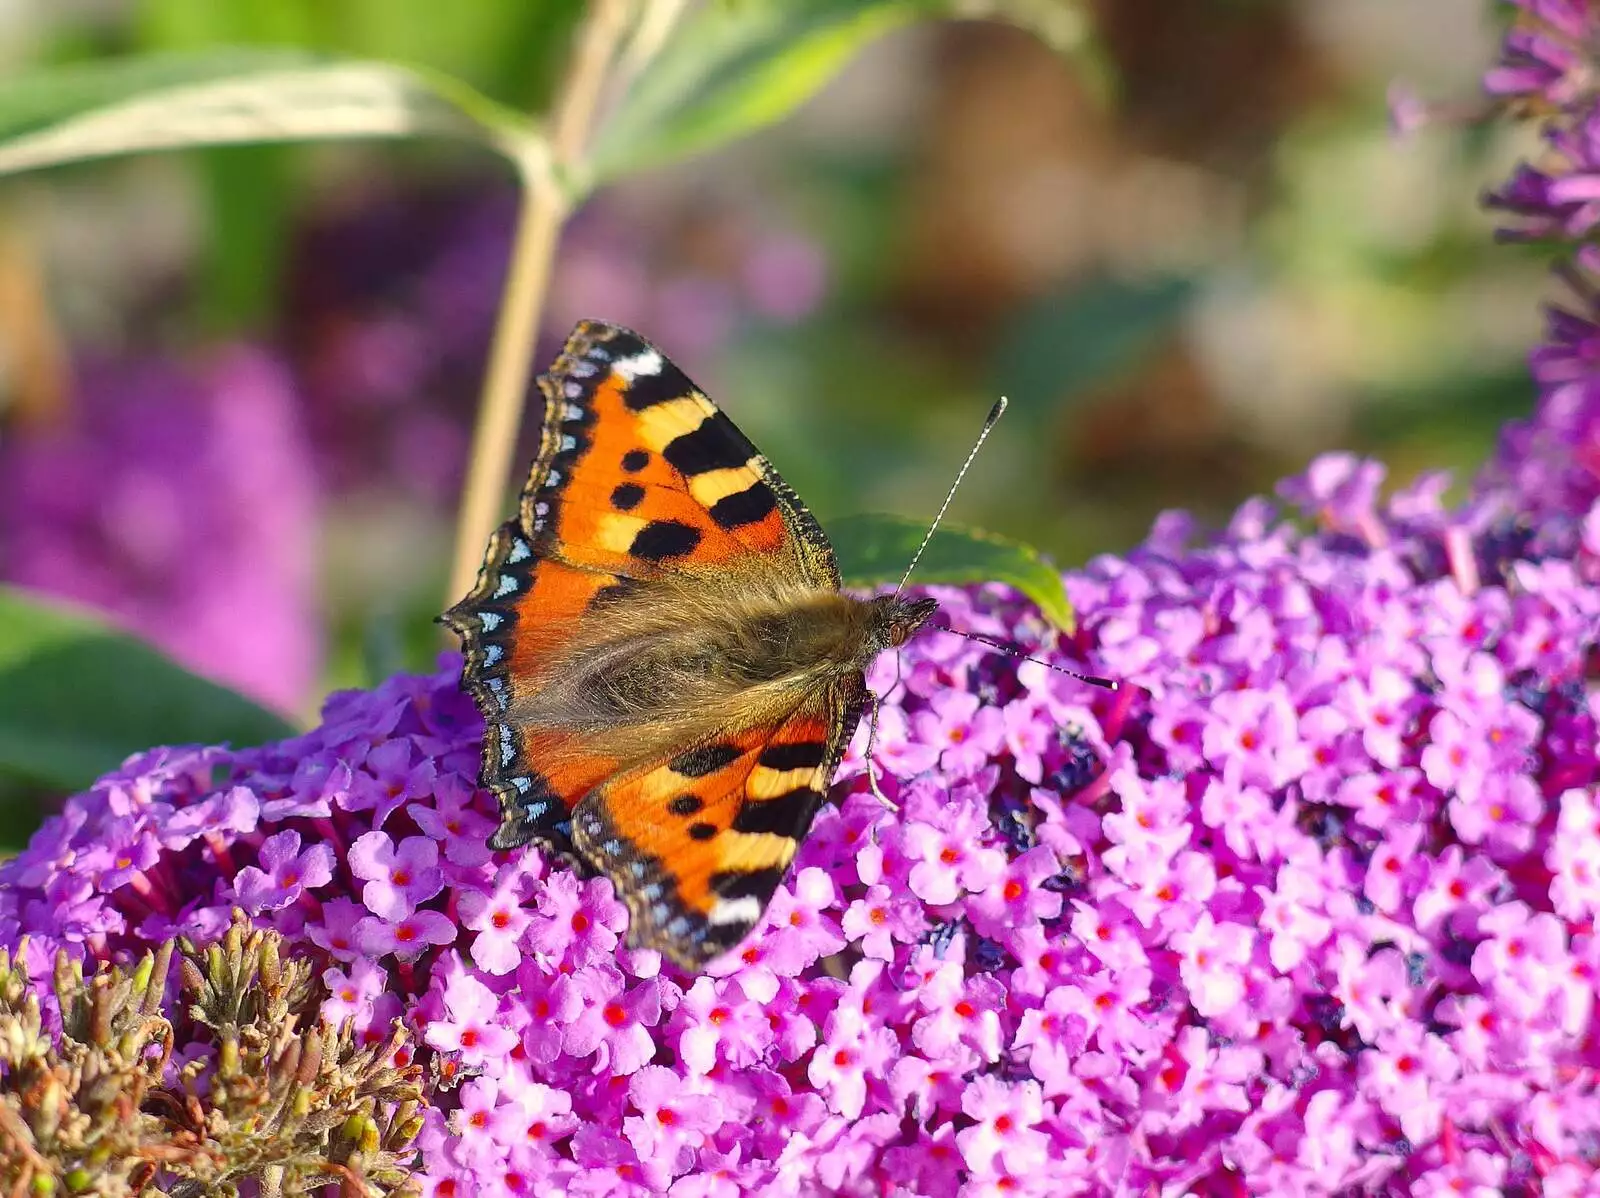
[0,912,425,1196]
[4,3,1600,1193]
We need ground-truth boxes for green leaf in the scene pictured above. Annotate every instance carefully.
[588,0,923,185]
[946,0,1095,55]
[0,586,297,793]
[191,144,295,331]
[0,48,535,178]
[588,0,1100,187]
[829,514,1075,631]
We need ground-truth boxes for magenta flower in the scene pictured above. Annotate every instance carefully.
[1362,1024,1460,1145]
[424,967,519,1068]
[513,1080,580,1152]
[450,1075,524,1163]
[318,956,389,1027]
[347,831,445,920]
[806,1015,898,1120]
[757,867,847,974]
[559,967,666,1076]
[916,690,1006,776]
[1170,912,1255,1020]
[1201,686,1309,790]
[841,882,928,960]
[355,907,455,961]
[230,828,335,913]
[673,976,774,1074]
[511,962,584,1066]
[454,864,534,975]
[347,739,438,826]
[623,1066,722,1164]
[967,845,1063,936]
[408,774,497,868]
[955,1075,1050,1176]
[903,790,1006,906]
[305,895,366,960]
[910,957,1005,1062]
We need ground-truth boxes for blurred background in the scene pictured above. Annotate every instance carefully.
[0,0,1543,732]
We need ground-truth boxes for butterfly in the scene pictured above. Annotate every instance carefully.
[442,319,938,970]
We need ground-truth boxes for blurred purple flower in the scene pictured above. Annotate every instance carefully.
[1483,0,1595,109]
[0,349,319,713]
[285,187,830,506]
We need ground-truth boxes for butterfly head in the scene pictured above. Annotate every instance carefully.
[866,594,939,655]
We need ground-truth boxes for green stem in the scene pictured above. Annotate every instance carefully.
[445,0,634,608]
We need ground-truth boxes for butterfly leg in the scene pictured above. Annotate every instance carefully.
[862,688,900,814]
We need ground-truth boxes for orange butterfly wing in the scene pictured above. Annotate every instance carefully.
[574,674,866,967]
[442,321,849,880]
[518,323,836,583]
[442,520,625,853]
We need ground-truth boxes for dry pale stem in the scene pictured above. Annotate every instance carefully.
[0,215,71,430]
[445,0,638,607]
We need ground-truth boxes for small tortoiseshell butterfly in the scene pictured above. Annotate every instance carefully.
[443,319,937,969]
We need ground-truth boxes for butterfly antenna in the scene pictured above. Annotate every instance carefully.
[895,395,1009,598]
[889,394,1118,693]
[933,624,1118,690]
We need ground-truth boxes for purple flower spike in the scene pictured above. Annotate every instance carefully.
[4,435,1600,1193]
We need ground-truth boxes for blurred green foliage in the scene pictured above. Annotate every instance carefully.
[129,0,583,329]
[992,276,1197,422]
[0,586,294,794]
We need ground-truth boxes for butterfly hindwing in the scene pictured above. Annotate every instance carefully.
[571,673,865,968]
[441,521,625,855]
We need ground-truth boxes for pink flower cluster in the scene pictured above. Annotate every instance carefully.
[4,415,1600,1194]
[1482,0,1600,535]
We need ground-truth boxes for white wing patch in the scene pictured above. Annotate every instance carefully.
[709,896,763,927]
[612,348,663,380]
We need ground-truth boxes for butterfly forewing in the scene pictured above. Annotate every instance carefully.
[520,322,837,585]
[442,521,626,855]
